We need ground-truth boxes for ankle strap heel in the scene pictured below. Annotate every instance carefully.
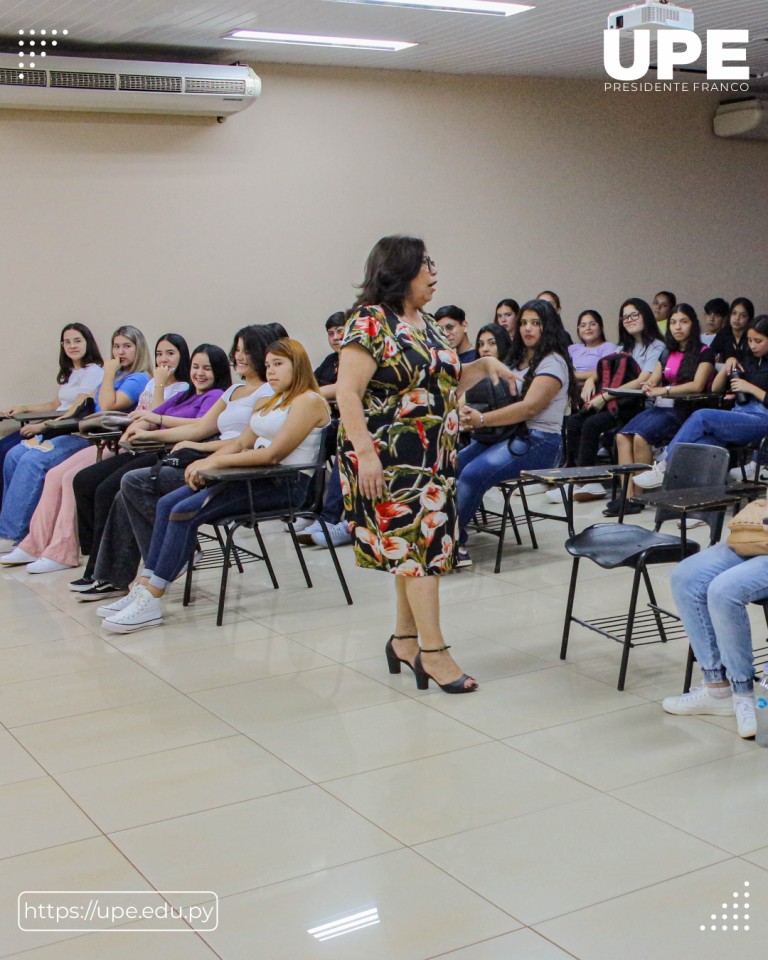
[385,634,418,676]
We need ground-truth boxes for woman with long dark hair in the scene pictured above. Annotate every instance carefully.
[614,304,715,505]
[134,333,191,412]
[457,299,576,564]
[336,235,516,694]
[711,297,755,365]
[494,298,519,336]
[0,323,104,499]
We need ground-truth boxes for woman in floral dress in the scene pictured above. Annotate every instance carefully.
[336,235,517,693]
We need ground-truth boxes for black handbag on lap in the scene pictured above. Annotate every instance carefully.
[465,377,520,445]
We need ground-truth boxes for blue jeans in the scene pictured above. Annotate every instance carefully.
[0,431,22,500]
[321,457,343,524]
[666,402,768,462]
[0,434,88,542]
[144,474,310,589]
[457,430,563,544]
[670,542,768,692]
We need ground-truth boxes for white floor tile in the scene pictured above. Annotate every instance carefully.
[0,778,99,859]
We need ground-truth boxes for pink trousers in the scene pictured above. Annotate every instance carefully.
[19,446,113,566]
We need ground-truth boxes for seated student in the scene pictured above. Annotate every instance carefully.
[568,310,617,382]
[456,300,574,566]
[550,297,664,505]
[494,299,519,337]
[648,315,768,476]
[77,325,281,603]
[711,297,754,365]
[474,322,512,363]
[100,339,330,634]
[536,290,573,347]
[0,324,104,498]
[434,305,476,363]
[613,304,715,509]
[664,541,765,738]
[0,334,192,574]
[314,311,347,401]
[702,297,730,346]
[651,290,676,336]
[0,326,151,552]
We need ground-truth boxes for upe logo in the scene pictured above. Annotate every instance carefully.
[604,29,750,81]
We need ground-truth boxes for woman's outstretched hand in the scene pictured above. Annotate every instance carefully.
[483,357,520,394]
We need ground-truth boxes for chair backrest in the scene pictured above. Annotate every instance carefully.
[304,421,338,514]
[654,442,730,543]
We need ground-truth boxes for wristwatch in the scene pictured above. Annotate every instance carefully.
[665,385,671,396]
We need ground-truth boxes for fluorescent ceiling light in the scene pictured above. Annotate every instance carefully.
[223,29,416,51]
[324,0,534,15]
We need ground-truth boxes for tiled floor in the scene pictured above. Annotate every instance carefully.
[1,491,767,958]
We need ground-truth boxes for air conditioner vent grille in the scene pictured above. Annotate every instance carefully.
[0,68,47,86]
[119,74,182,92]
[50,71,117,90]
[185,77,246,94]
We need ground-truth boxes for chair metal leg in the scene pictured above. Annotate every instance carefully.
[683,643,696,693]
[517,482,538,550]
[252,523,279,590]
[217,525,236,627]
[183,555,194,607]
[640,566,668,642]
[505,487,523,547]
[618,565,643,691]
[216,523,244,574]
[287,520,313,588]
[493,487,517,574]
[560,557,580,660]
[317,518,353,605]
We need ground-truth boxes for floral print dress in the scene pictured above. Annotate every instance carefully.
[338,305,461,576]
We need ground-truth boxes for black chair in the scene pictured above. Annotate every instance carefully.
[471,479,540,571]
[184,424,353,625]
[560,444,730,690]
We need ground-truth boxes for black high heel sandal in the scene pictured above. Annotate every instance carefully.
[413,645,478,694]
[385,634,418,675]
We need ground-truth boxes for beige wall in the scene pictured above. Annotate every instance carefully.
[1,63,766,406]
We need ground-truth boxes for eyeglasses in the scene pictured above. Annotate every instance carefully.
[621,311,641,323]
[422,256,436,273]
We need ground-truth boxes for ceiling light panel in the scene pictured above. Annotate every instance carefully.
[323,0,534,16]
[223,29,416,51]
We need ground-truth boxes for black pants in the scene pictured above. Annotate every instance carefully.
[565,408,626,467]
[73,451,160,577]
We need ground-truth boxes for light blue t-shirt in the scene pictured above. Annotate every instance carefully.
[631,339,665,373]
[94,372,151,412]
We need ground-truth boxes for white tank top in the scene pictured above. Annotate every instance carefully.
[250,399,327,472]
[217,382,273,440]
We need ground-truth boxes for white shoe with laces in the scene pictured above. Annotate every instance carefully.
[573,482,607,502]
[633,461,666,490]
[734,695,757,738]
[546,487,564,504]
[662,684,734,716]
[97,582,145,618]
[729,462,757,482]
[101,588,163,634]
[26,557,73,574]
[0,547,38,565]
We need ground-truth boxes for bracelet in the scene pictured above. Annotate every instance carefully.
[479,413,485,427]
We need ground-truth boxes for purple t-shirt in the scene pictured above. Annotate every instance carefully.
[568,341,617,373]
[154,389,223,423]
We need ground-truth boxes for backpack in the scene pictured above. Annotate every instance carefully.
[591,353,642,417]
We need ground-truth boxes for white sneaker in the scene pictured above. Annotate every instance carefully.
[311,520,352,548]
[734,695,757,738]
[25,557,72,574]
[573,482,607,502]
[97,582,144,617]
[729,462,756,482]
[546,487,565,504]
[102,588,163,634]
[633,461,666,490]
[284,516,315,533]
[0,547,38,566]
[662,684,733,716]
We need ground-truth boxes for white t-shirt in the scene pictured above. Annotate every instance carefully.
[513,353,570,434]
[56,364,104,411]
[217,382,273,440]
[136,379,189,412]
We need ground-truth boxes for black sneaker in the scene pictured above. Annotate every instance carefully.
[69,575,96,592]
[456,548,473,568]
[75,581,127,603]
[602,498,644,518]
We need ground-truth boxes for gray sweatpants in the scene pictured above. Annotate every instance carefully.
[94,465,187,588]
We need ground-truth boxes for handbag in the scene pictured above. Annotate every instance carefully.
[726,499,768,557]
[465,377,519,445]
[38,397,96,439]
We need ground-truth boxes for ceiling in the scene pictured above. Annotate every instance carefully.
[1,0,767,79]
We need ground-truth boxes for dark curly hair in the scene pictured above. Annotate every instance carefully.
[229,324,285,381]
[508,299,577,405]
[354,235,426,315]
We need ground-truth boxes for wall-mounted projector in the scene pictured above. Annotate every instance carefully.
[607,2,694,39]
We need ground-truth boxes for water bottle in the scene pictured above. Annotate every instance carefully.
[730,371,749,406]
[755,675,768,747]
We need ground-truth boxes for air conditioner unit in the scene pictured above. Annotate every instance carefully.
[714,98,768,140]
[0,53,260,118]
